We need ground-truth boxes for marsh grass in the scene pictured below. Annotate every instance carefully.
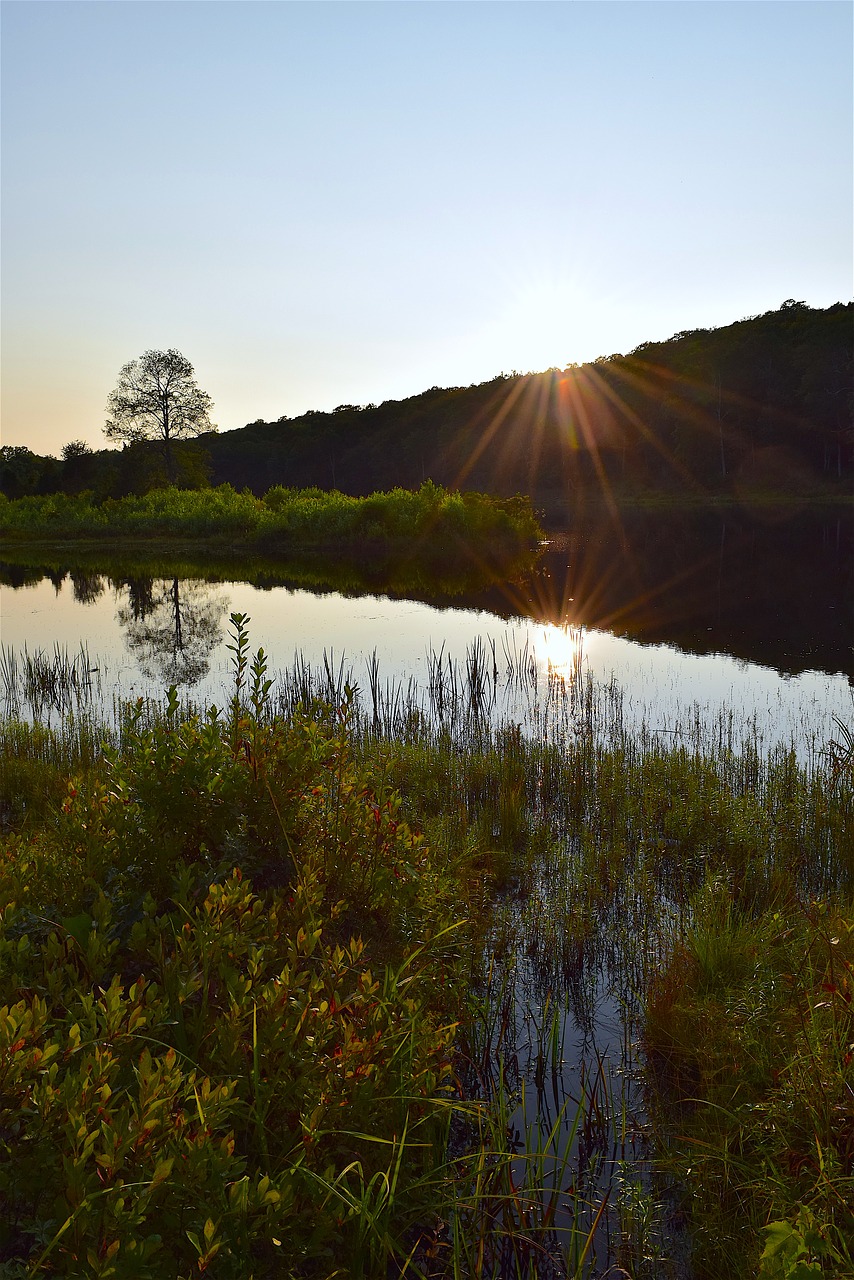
[644,891,854,1278]
[1,642,101,720]
[0,483,542,576]
[0,620,851,1276]
[345,655,852,1275]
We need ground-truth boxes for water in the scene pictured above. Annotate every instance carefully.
[1,514,851,1275]
[1,569,849,760]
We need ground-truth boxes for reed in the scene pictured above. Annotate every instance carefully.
[0,619,851,1276]
[1,641,101,719]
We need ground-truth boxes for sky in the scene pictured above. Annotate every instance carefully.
[2,0,851,458]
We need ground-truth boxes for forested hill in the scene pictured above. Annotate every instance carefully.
[4,300,852,508]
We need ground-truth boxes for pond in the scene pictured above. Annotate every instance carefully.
[1,505,851,757]
[1,505,851,1273]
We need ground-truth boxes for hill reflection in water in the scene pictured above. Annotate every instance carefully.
[6,505,848,678]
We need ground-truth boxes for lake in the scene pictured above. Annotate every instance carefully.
[1,504,851,1273]
[1,507,851,756]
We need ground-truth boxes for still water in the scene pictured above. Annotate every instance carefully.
[0,566,850,757]
[0,514,850,1274]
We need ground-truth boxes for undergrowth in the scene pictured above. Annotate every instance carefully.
[0,618,476,1277]
[0,618,852,1277]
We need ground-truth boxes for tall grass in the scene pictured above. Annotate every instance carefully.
[1,642,101,719]
[1,620,851,1275]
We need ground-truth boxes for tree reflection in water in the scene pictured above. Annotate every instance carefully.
[117,577,228,687]
[70,571,105,605]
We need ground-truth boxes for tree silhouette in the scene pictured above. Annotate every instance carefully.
[105,349,215,484]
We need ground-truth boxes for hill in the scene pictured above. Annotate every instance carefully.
[3,300,851,511]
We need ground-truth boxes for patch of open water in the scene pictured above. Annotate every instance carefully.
[1,573,849,761]
[1,555,851,1275]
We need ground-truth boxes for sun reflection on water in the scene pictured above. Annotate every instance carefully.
[537,622,585,683]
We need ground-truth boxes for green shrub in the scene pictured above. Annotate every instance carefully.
[0,483,543,570]
[0,627,470,1276]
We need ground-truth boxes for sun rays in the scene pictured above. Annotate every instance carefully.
[438,343,796,641]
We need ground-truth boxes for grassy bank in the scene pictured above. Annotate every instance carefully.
[0,483,542,570]
[1,629,852,1276]
[0,625,483,1278]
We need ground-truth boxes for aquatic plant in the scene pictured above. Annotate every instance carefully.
[0,618,851,1275]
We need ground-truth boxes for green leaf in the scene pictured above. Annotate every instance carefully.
[151,1157,174,1187]
[759,1221,801,1278]
[61,913,93,949]
[228,1176,249,1213]
[761,1219,798,1256]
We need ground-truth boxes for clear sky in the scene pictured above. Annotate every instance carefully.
[2,0,851,457]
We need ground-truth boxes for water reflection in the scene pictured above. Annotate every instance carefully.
[117,575,157,622]
[69,570,105,605]
[0,505,850,677]
[115,577,228,688]
[0,505,850,762]
[490,507,853,678]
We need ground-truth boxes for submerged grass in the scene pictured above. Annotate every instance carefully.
[0,621,851,1276]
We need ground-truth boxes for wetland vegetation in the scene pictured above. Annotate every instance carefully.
[0,483,541,579]
[1,298,851,1275]
[0,620,851,1277]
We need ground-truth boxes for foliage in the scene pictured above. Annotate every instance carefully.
[1,619,852,1275]
[0,621,471,1276]
[644,891,854,1277]
[104,349,216,486]
[360,690,854,1276]
[0,482,543,570]
[198,301,854,503]
[3,303,850,506]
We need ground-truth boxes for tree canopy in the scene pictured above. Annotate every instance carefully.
[105,349,215,483]
[199,301,852,502]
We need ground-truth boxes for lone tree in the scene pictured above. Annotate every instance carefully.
[105,349,215,484]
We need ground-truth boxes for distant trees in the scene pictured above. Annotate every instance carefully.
[61,440,92,461]
[105,349,215,484]
[0,446,43,498]
[4,305,849,505]
[58,440,95,495]
[195,302,850,501]
[0,446,60,498]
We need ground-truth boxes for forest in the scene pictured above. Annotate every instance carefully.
[3,301,851,511]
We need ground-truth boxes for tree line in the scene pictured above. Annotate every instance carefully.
[3,300,851,508]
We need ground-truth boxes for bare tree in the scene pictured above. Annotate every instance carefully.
[105,349,215,484]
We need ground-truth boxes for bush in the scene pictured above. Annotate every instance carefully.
[0,626,470,1276]
[0,483,543,568]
